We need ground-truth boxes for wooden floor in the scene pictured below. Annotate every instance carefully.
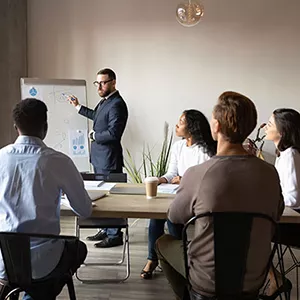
[58,217,174,300]
[56,217,300,300]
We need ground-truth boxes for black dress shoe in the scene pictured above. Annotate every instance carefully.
[94,236,123,248]
[86,230,107,241]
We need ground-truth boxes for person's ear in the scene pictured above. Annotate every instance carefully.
[40,122,48,140]
[44,122,48,135]
[215,120,221,133]
[211,118,220,135]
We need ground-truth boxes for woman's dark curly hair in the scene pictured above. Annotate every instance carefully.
[183,109,217,157]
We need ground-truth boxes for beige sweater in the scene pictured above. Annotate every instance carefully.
[168,155,284,297]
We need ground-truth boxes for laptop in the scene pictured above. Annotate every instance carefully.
[87,190,107,201]
[61,191,106,209]
[109,186,146,195]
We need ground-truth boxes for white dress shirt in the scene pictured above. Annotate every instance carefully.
[162,139,211,183]
[0,136,92,279]
[275,147,300,208]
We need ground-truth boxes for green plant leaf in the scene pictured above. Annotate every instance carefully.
[124,122,173,181]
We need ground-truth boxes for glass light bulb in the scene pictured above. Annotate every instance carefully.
[176,0,204,27]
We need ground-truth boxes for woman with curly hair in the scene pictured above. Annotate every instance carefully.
[140,109,217,279]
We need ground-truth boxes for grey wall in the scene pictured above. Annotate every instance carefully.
[0,0,27,147]
[27,0,300,164]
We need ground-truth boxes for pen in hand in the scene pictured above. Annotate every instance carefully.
[63,93,79,106]
[62,93,75,101]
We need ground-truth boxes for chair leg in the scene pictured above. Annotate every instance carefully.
[4,289,20,300]
[75,227,130,283]
[75,218,80,239]
[66,277,76,300]
[282,246,299,300]
[124,226,130,282]
[296,265,299,300]
[10,293,19,300]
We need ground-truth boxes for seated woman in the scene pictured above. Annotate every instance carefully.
[265,108,300,209]
[263,108,300,296]
[140,109,217,279]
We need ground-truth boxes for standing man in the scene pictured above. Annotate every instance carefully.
[69,68,128,248]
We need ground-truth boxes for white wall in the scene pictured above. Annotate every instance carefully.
[27,0,300,164]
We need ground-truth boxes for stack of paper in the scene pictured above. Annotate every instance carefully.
[157,184,179,194]
[84,180,104,188]
[83,181,116,191]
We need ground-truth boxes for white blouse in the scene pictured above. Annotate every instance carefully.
[163,139,211,183]
[275,147,300,208]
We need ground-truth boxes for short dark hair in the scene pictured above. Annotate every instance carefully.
[273,108,300,152]
[183,109,217,157]
[97,68,116,80]
[13,98,47,134]
[213,91,257,143]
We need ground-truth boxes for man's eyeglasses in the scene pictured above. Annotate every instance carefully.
[93,79,114,88]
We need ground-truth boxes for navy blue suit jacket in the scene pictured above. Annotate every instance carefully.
[79,91,128,172]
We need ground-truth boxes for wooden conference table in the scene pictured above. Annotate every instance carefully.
[61,183,300,223]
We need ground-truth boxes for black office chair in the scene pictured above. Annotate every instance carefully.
[0,232,77,300]
[182,212,292,300]
[80,173,127,183]
[270,223,300,300]
[75,172,130,283]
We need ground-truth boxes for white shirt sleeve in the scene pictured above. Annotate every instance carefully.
[59,156,92,217]
[277,149,300,208]
[162,142,179,183]
[75,104,81,111]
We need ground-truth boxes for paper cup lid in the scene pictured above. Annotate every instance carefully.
[144,176,159,183]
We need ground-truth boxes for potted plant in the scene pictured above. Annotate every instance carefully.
[125,122,173,183]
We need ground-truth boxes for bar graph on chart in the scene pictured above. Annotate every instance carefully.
[69,130,88,157]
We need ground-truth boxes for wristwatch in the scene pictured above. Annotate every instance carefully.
[89,130,95,142]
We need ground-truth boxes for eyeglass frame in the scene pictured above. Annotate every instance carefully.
[93,79,114,88]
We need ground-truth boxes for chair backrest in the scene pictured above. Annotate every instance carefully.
[183,212,277,298]
[81,172,127,183]
[0,233,32,287]
[0,232,77,288]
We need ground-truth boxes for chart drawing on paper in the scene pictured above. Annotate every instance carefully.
[48,88,73,104]
[20,78,90,172]
[69,130,88,157]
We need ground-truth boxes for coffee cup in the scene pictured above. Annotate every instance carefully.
[144,177,159,199]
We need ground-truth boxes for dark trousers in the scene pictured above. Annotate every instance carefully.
[148,219,183,261]
[156,234,188,299]
[156,235,228,300]
[21,240,87,300]
[93,165,123,239]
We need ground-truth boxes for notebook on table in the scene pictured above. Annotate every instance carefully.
[61,191,106,208]
[84,180,104,188]
[87,190,107,201]
[109,186,146,195]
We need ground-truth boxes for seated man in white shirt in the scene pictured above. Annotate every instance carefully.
[0,98,93,300]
